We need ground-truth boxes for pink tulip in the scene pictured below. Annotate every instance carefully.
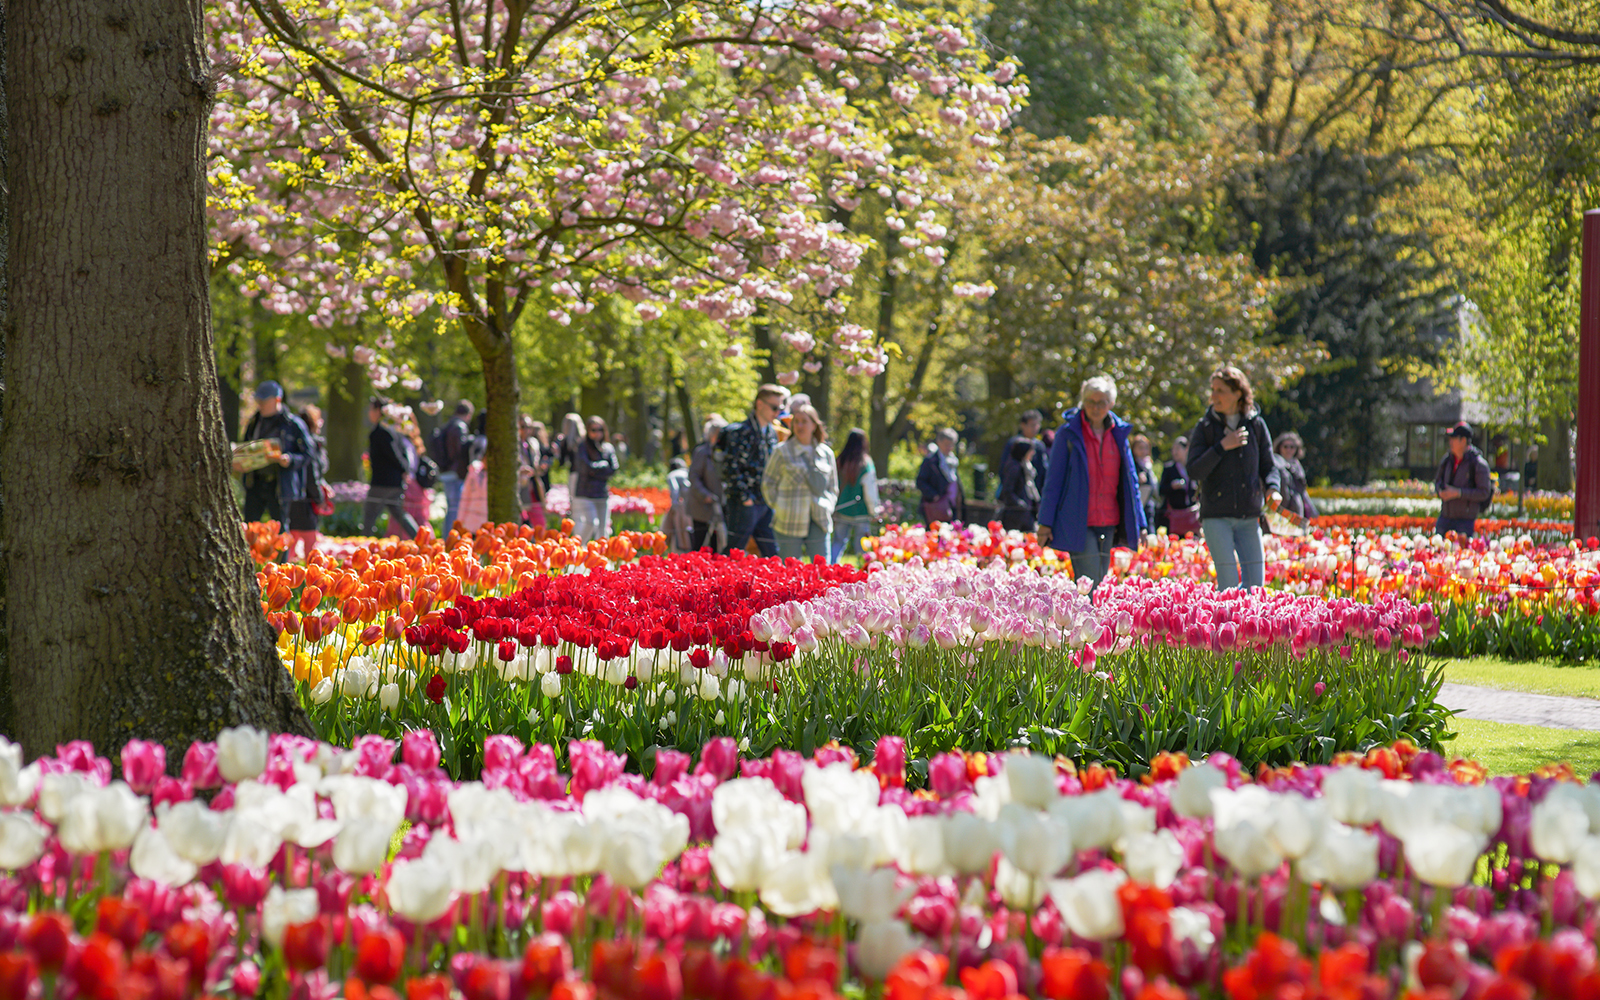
[402,730,442,773]
[182,742,221,790]
[119,740,166,795]
[222,864,270,909]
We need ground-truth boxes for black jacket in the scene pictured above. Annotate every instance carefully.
[1186,408,1281,519]
[916,451,960,503]
[1155,461,1194,531]
[369,424,410,489]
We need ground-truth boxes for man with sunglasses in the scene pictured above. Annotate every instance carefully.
[716,384,789,556]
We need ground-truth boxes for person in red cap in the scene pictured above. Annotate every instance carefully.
[1434,422,1493,537]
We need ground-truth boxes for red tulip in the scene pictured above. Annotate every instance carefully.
[355,927,406,985]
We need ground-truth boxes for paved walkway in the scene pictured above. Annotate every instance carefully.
[1440,683,1600,732]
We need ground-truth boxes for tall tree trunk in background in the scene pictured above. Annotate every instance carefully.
[324,357,367,481]
[1542,416,1573,492]
[250,312,278,387]
[751,312,777,386]
[672,357,697,450]
[868,233,899,473]
[0,0,12,737]
[4,0,311,756]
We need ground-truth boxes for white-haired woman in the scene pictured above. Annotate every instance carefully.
[1036,376,1146,589]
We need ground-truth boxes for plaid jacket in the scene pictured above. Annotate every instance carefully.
[718,416,778,505]
[762,440,839,537]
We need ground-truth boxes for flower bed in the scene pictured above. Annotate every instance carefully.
[6,729,1600,1000]
[273,553,1449,776]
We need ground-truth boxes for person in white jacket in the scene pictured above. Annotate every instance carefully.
[830,428,880,562]
[762,402,838,560]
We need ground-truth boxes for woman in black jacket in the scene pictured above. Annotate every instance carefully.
[361,396,419,539]
[1186,368,1281,589]
[1154,436,1195,535]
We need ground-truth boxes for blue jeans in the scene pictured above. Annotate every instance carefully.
[1068,526,1115,589]
[726,501,778,557]
[1203,516,1265,590]
[1435,517,1476,537]
[439,471,464,531]
[830,516,874,562]
[776,521,828,560]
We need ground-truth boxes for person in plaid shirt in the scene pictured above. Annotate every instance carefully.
[716,383,789,555]
[762,402,838,560]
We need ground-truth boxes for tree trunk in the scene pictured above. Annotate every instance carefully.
[217,322,242,442]
[751,313,777,386]
[1541,415,1573,493]
[480,338,521,523]
[324,357,367,482]
[4,0,312,756]
[670,355,697,450]
[868,236,900,473]
[0,0,12,737]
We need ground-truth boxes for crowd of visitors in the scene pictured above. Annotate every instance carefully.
[236,366,1505,581]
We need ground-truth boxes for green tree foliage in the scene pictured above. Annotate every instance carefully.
[983,0,1204,140]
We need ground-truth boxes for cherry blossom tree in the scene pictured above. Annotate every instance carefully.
[207,0,1020,519]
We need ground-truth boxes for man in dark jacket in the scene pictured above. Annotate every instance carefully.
[437,400,474,531]
[362,396,419,538]
[240,380,315,527]
[1435,422,1493,537]
[717,384,788,555]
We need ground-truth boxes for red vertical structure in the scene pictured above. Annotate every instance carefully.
[1579,210,1600,542]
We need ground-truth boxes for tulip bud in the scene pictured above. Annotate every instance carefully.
[283,611,301,635]
[385,616,404,641]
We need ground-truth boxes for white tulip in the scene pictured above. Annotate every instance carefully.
[1403,823,1483,888]
[1297,823,1378,891]
[37,772,92,823]
[58,782,148,856]
[378,683,400,711]
[157,800,229,865]
[541,672,562,698]
[1266,795,1326,860]
[0,811,49,868]
[261,885,319,948]
[599,821,667,889]
[217,726,269,783]
[995,803,1071,880]
[1169,906,1216,953]
[1573,834,1600,899]
[971,774,1010,821]
[1050,789,1124,852]
[0,740,39,808]
[1169,764,1226,819]
[760,848,839,917]
[1320,766,1383,827]
[710,827,786,892]
[323,775,408,874]
[1121,829,1184,888]
[1004,754,1059,809]
[698,673,721,701]
[713,778,806,849]
[311,678,335,704]
[831,864,912,923]
[1209,786,1283,879]
[856,919,917,982]
[899,816,950,876]
[1049,867,1128,940]
[387,854,456,923]
[994,856,1048,909]
[1532,789,1593,864]
[803,763,881,837]
[942,811,1000,875]
[130,825,198,887]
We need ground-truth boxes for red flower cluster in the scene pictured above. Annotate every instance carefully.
[402,552,862,663]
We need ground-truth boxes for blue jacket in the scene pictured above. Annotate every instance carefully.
[1037,408,1146,553]
[244,410,318,509]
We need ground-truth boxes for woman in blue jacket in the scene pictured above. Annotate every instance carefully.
[1036,376,1145,589]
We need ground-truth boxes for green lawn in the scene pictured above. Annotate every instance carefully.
[1445,717,1600,777]
[1436,655,1600,774]
[1439,655,1600,699]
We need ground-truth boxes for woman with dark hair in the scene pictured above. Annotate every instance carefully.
[286,404,327,560]
[830,428,879,562]
[1155,436,1197,535]
[1187,367,1281,589]
[998,438,1040,532]
[572,415,619,542]
[362,396,420,539]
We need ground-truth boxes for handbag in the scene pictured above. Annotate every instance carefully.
[922,497,954,524]
[312,482,335,517]
[1165,503,1200,537]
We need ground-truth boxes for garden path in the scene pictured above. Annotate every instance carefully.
[1440,683,1600,732]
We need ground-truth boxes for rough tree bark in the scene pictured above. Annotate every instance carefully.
[4,0,312,756]
[0,0,12,736]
